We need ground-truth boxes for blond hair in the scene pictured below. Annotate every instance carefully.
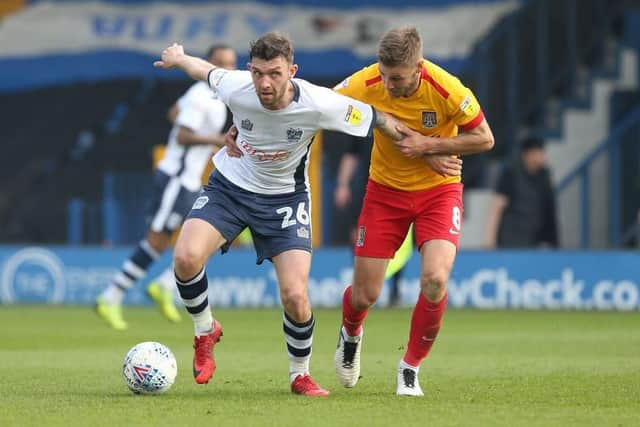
[377,26,423,67]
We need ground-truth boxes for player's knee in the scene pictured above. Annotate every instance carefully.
[351,286,378,310]
[280,287,308,319]
[420,270,449,302]
[173,246,204,278]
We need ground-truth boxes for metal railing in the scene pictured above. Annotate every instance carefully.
[556,104,640,247]
[462,0,625,157]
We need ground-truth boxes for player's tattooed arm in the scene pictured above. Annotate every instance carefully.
[154,43,216,82]
[373,109,404,141]
[394,119,494,157]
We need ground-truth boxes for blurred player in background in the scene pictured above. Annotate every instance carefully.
[153,33,406,396]
[95,45,237,331]
[333,26,494,396]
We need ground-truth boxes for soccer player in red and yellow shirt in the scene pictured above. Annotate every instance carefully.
[334,26,495,396]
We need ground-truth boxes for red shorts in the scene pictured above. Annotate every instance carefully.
[353,180,463,258]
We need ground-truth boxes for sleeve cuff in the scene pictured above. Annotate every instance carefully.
[367,106,377,138]
[206,68,215,89]
[459,110,484,132]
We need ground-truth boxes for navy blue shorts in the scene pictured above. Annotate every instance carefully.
[146,171,201,234]
[187,170,312,264]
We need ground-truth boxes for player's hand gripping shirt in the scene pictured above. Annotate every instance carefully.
[336,60,484,191]
[208,68,375,195]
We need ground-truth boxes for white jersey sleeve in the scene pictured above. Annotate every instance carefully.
[207,68,252,104]
[313,85,375,138]
[175,85,211,131]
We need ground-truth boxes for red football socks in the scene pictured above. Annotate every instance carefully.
[341,285,368,337]
[403,292,448,367]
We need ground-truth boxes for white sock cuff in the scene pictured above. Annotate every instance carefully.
[176,267,205,286]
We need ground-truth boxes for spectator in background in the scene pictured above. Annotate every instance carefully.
[333,134,412,307]
[485,137,559,248]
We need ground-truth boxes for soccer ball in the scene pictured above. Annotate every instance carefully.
[122,341,177,395]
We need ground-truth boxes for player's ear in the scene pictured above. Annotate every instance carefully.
[247,62,253,71]
[289,63,298,78]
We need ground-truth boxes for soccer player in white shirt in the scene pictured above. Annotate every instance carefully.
[96,46,237,331]
[153,32,405,396]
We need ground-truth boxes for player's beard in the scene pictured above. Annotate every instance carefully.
[389,73,421,98]
[257,83,286,109]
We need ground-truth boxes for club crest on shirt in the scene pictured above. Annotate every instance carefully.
[421,110,438,128]
[241,118,254,131]
[286,127,304,142]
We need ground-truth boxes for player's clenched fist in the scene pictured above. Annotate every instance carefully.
[154,43,185,69]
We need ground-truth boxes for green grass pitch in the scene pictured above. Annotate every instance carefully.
[1,306,638,426]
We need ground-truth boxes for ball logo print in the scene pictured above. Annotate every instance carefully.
[122,342,177,395]
[133,365,151,382]
[0,247,66,304]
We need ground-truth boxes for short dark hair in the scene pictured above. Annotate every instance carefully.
[206,44,232,60]
[249,32,294,63]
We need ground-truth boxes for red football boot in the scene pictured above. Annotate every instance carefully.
[192,319,223,384]
[290,374,330,397]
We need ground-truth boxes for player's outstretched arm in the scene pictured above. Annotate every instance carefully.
[373,109,404,141]
[153,43,216,82]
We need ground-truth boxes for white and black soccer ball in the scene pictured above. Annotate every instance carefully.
[122,341,177,395]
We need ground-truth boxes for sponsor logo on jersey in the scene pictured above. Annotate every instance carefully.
[344,105,362,125]
[459,95,477,116]
[239,140,290,161]
[421,110,438,128]
[356,226,366,247]
[286,127,303,142]
[241,118,254,131]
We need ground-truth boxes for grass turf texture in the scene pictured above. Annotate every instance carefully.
[0,307,638,426]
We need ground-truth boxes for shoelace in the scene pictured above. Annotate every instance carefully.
[402,368,416,388]
[342,340,358,368]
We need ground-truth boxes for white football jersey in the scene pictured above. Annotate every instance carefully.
[207,69,375,195]
[158,81,228,191]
